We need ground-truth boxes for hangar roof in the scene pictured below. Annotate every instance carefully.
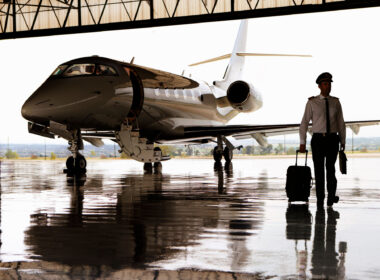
[1,0,380,40]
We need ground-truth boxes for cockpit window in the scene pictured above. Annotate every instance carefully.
[62,64,95,77]
[51,63,118,78]
[51,65,68,76]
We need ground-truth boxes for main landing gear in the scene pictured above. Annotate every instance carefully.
[212,135,240,164]
[64,129,87,175]
[143,147,163,174]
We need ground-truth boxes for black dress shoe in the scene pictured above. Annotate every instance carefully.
[327,196,339,207]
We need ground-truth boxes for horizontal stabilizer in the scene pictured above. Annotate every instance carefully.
[189,52,312,67]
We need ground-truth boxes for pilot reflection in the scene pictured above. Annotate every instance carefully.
[286,205,347,279]
[311,208,346,279]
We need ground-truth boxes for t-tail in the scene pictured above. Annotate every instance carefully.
[214,20,248,91]
[214,20,263,114]
[189,20,311,115]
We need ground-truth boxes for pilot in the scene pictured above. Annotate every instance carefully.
[299,72,346,208]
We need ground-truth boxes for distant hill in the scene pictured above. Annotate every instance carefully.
[1,137,380,158]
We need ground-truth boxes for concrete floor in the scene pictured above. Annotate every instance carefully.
[0,156,379,279]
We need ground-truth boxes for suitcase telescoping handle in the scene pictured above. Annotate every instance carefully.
[295,150,308,166]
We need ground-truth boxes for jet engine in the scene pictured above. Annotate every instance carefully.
[226,80,262,112]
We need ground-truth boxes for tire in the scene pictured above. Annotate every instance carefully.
[75,155,87,170]
[66,156,74,169]
[144,162,153,173]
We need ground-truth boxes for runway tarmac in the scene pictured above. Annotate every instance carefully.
[0,156,379,279]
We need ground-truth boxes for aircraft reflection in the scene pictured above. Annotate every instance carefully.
[213,162,264,270]
[24,166,264,270]
[285,205,347,279]
[214,161,233,194]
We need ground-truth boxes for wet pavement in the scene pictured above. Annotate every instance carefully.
[0,157,379,279]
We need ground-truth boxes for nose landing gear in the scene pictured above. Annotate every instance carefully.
[64,129,87,175]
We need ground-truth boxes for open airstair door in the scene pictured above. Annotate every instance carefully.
[124,67,144,125]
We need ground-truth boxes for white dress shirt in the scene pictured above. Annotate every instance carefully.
[299,94,346,145]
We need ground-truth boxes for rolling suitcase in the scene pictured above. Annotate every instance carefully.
[286,150,312,203]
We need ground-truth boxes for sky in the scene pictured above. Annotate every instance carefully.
[1,7,380,145]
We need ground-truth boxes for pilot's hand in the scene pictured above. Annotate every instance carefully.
[299,144,306,153]
[340,143,345,151]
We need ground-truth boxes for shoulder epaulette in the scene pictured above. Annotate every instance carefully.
[308,96,315,100]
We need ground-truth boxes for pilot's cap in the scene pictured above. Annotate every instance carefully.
[316,72,333,84]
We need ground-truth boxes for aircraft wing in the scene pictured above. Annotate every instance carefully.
[183,120,380,146]
[80,120,380,146]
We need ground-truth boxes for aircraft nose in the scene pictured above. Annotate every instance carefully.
[21,93,50,124]
[21,98,35,121]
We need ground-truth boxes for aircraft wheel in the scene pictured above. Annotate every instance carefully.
[144,162,153,173]
[213,147,223,162]
[66,156,74,170]
[223,147,233,162]
[153,162,162,174]
[75,154,87,171]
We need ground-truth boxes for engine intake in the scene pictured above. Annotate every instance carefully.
[226,80,262,112]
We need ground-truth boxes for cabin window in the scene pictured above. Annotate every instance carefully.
[154,88,160,96]
[165,89,171,98]
[174,89,180,99]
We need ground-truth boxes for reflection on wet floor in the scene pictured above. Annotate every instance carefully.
[285,204,347,279]
[0,158,379,278]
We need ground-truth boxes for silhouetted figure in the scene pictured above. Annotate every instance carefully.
[299,72,345,208]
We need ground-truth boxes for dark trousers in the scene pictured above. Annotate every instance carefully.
[311,134,340,202]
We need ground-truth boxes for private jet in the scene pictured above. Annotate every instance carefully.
[21,20,379,173]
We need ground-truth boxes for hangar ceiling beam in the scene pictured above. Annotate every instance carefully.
[1,0,380,40]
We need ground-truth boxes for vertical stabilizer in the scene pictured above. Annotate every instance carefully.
[214,20,248,90]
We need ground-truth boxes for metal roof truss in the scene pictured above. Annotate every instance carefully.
[1,0,380,40]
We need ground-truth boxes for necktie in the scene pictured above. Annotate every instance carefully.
[325,98,330,133]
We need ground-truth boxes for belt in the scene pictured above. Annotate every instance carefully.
[313,133,337,137]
